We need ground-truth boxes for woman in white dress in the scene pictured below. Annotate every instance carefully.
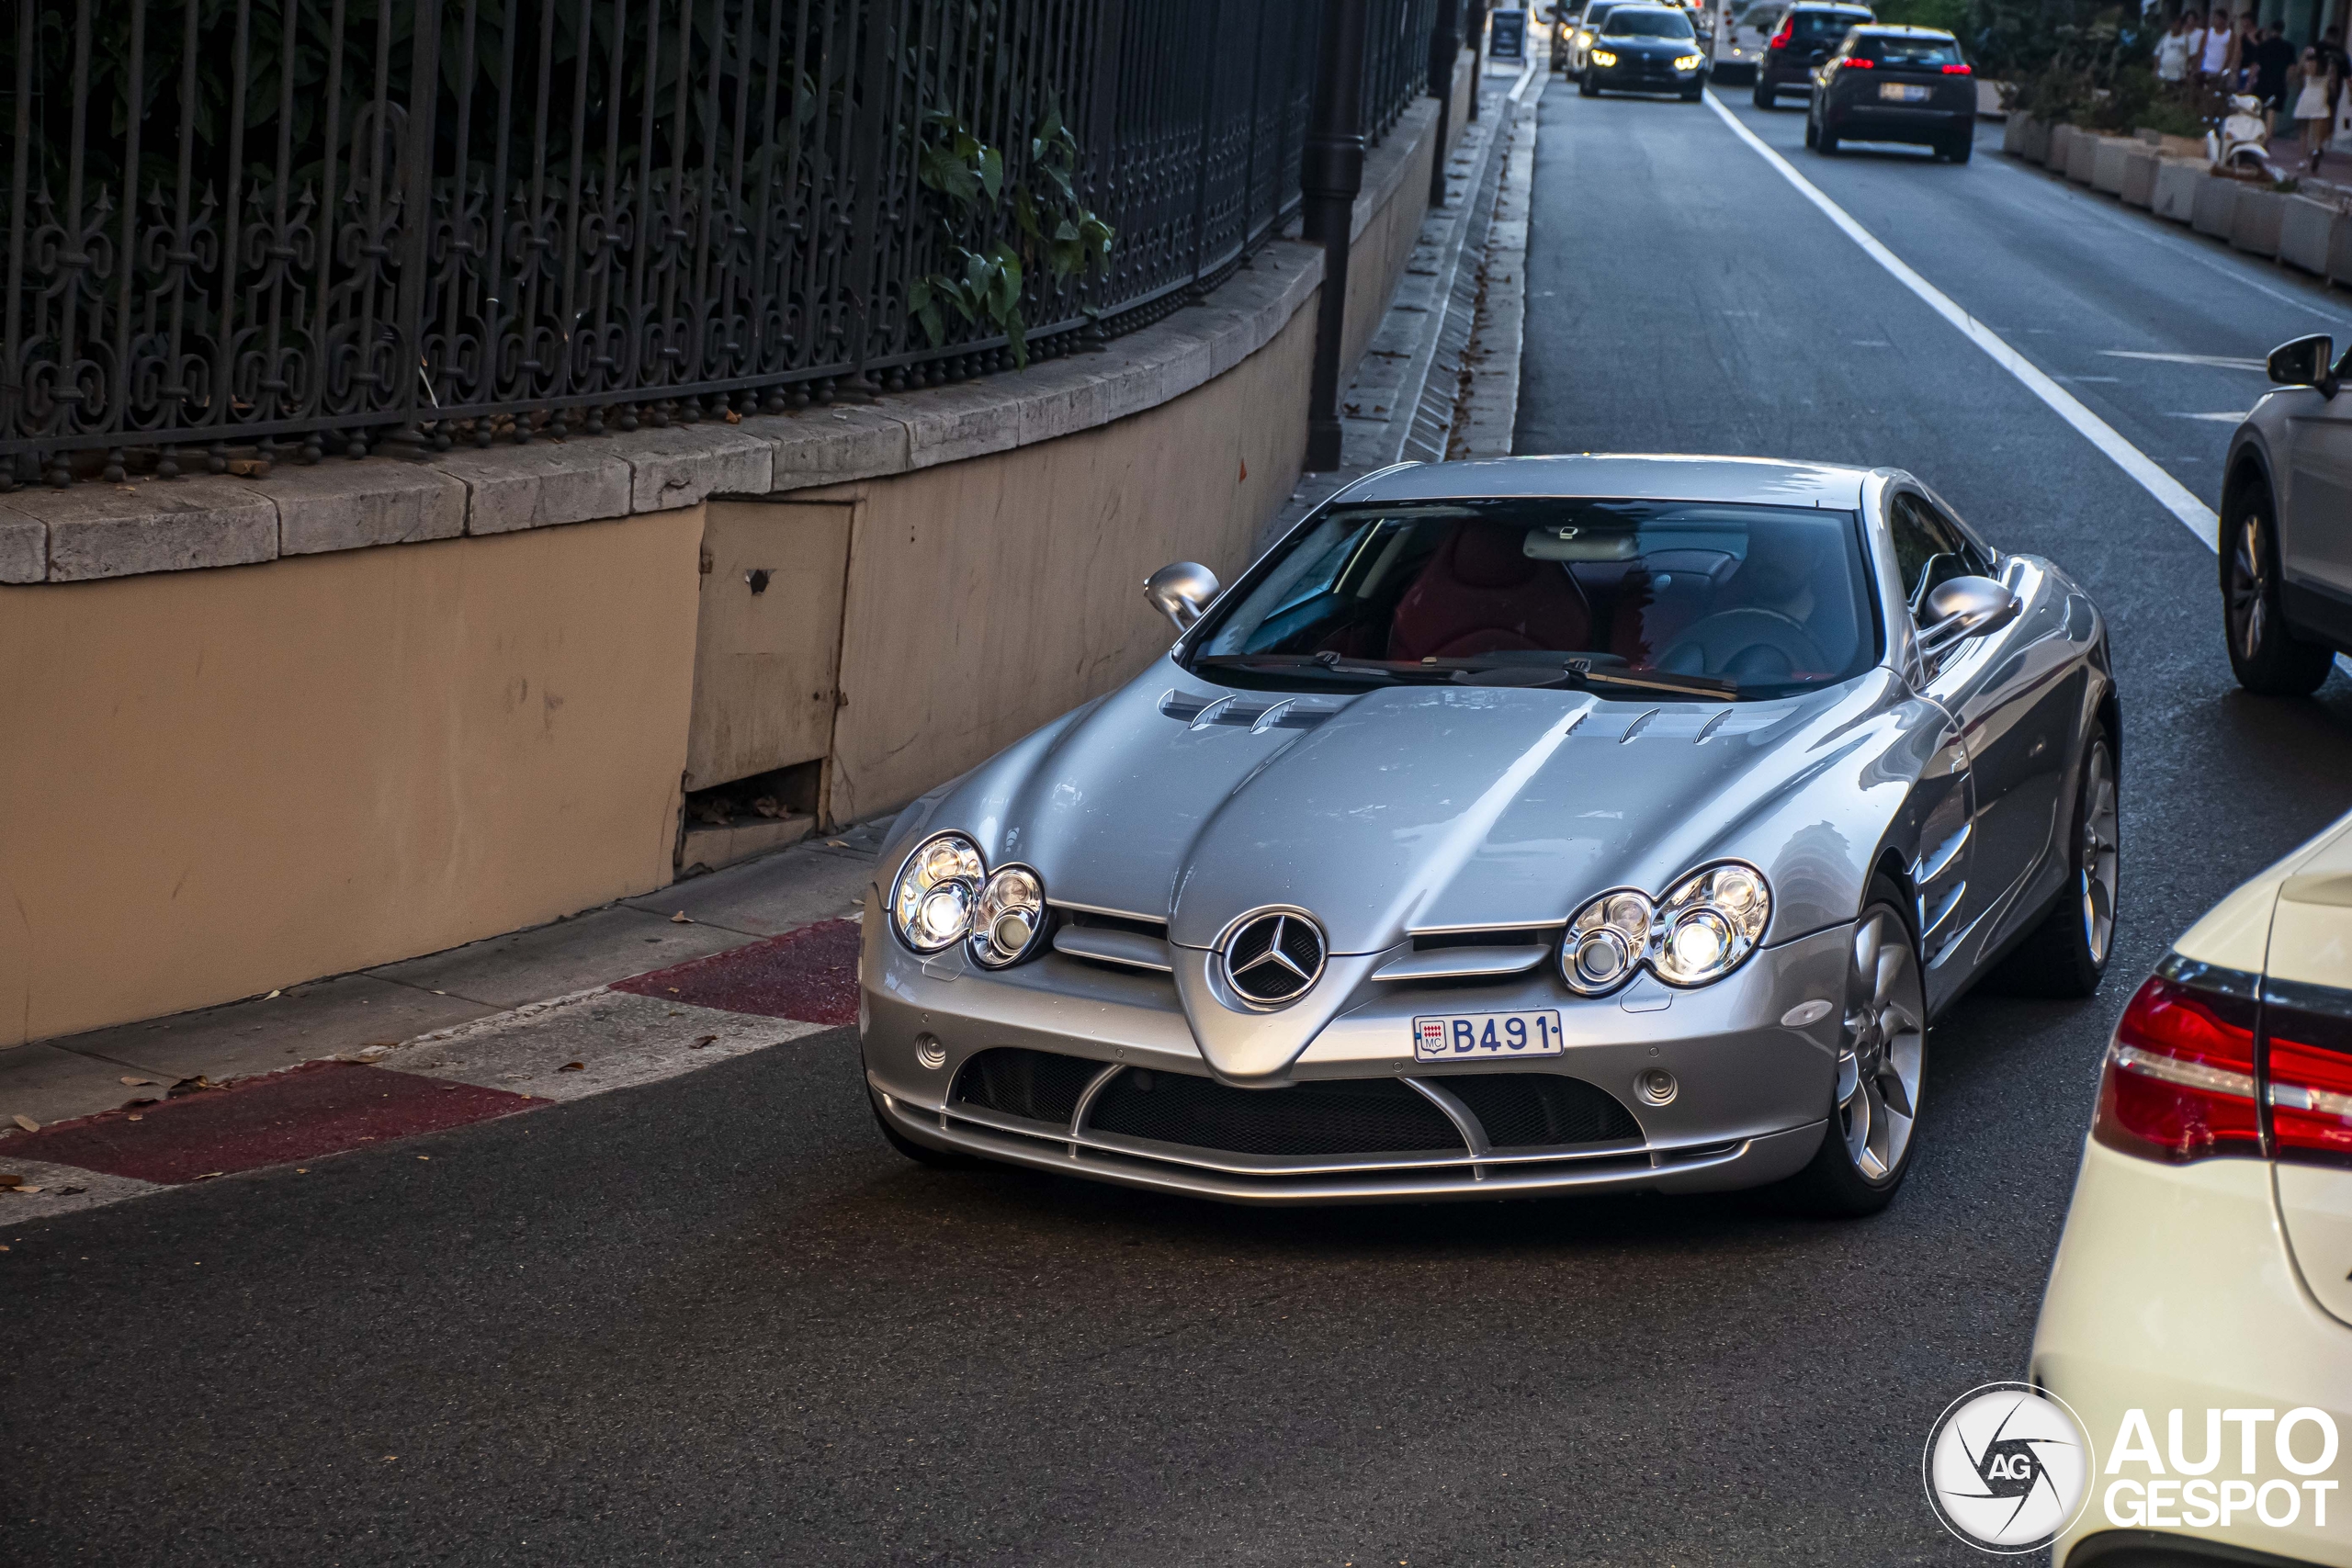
[2292,45,2336,170]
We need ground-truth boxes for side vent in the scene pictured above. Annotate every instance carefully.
[1159,690,1344,733]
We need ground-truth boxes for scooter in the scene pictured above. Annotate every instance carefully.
[2208,93,2279,176]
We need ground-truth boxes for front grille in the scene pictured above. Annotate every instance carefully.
[1443,1073,1641,1147]
[954,1048,1103,1125]
[1087,1070,1465,1156]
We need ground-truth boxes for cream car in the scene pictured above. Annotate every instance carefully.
[2032,809,2352,1567]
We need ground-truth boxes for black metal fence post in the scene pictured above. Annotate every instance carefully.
[1465,0,1488,117]
[1427,0,1459,207]
[1302,0,1368,472]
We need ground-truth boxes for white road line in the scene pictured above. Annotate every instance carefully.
[2102,350,2265,371]
[2168,412,2253,423]
[1704,91,2220,551]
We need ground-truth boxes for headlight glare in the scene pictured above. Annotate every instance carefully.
[1590,48,1618,64]
[1674,51,1703,68]
[891,832,984,953]
[969,864,1049,967]
[1651,862,1770,986]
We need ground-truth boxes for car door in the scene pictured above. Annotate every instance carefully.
[2280,368,2352,646]
[1882,492,1976,998]
[1900,491,2084,970]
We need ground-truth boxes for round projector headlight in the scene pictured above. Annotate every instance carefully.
[1563,888,1655,996]
[1652,862,1770,987]
[891,833,984,953]
[969,865,1048,968]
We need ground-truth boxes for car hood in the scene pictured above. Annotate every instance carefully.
[1595,35,1695,53]
[902,660,1906,957]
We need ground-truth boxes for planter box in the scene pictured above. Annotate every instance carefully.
[2065,128,2101,183]
[2021,116,2052,164]
[2327,208,2352,285]
[2048,122,2077,173]
[2230,186,2287,256]
[2119,147,2161,208]
[2279,196,2339,276]
[2192,174,2242,237]
[2003,112,2032,155]
[2092,137,2132,194]
[2153,158,2204,221]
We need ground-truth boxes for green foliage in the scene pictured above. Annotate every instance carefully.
[1871,0,1973,37]
[910,98,1114,369]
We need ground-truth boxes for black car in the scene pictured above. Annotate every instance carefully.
[1577,3,1710,99]
[1805,26,1977,161]
[1750,2,1871,107]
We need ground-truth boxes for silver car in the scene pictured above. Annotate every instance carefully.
[2221,333,2352,694]
[858,456,2120,1211]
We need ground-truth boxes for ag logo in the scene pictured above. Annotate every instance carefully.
[1923,1382,2096,1553]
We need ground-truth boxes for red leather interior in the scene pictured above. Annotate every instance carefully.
[1387,524,1593,660]
[1607,552,1733,666]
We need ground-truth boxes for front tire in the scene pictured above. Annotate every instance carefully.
[1754,84,1775,108]
[2223,484,2334,694]
[1987,736,2119,998]
[1780,876,1924,1217]
[1579,73,1600,96]
[1681,81,1704,101]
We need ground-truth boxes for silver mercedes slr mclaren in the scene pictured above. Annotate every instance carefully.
[858,455,2120,1212]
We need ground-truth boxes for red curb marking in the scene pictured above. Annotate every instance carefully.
[612,918,861,1026]
[0,1061,537,1184]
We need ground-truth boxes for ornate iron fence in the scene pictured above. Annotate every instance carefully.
[2,0,1442,487]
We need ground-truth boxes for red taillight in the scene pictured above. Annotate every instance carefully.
[1846,56,1873,66]
[2093,974,2262,1163]
[1768,16,1792,48]
[2267,998,2352,1164]
[1941,62,1972,73]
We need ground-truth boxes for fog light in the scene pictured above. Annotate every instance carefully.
[1638,1068,1678,1105]
[915,1033,947,1070]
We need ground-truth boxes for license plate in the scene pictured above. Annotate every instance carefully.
[1880,83,1933,102]
[1412,1010,1566,1062]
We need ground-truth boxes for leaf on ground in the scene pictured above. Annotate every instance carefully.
[119,1076,159,1087]
[10,1186,41,1194]
[126,1113,143,1122]
[0,1173,21,1188]
[9,1114,37,1133]
[558,1061,585,1072]
[690,1034,719,1050]
[671,910,693,923]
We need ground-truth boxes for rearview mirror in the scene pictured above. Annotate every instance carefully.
[2267,334,2338,397]
[1917,574,2018,664]
[1145,561,1221,633]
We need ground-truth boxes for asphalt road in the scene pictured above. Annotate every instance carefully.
[11,92,2352,1568]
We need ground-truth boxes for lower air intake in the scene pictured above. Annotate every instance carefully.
[1442,1073,1641,1147]
[1087,1070,1464,1156]
[954,1048,1103,1125]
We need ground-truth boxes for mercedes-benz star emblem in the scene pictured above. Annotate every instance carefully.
[1222,911,1328,1006]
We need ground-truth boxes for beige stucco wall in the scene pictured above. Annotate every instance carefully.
[1342,108,1442,383]
[820,296,1321,822]
[0,510,702,1046]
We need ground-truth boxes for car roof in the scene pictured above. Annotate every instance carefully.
[1792,5,1874,13]
[1853,23,1955,33]
[1336,455,1871,510]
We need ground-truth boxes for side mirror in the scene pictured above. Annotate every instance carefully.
[1145,561,1221,633]
[1917,574,2018,664]
[2267,333,2338,397]
[1808,46,1828,62]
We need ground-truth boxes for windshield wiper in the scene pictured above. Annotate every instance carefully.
[1447,655,1736,701]
[1193,653,1438,685]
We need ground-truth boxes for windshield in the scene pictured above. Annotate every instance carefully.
[1190,498,1882,700]
[1851,31,1962,63]
[1604,9,1696,36]
[1792,9,1869,40]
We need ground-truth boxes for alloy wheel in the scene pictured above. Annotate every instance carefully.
[2076,744,2119,967]
[2229,513,2268,661]
[1836,908,1924,1183]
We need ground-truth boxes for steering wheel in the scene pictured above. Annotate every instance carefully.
[1657,608,1829,683]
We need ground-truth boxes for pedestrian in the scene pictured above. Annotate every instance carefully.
[2291,43,2337,169]
[2157,9,2196,86]
[2255,22,2299,125]
[2198,6,2234,115]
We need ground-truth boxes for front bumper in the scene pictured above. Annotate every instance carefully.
[2031,1140,2352,1568]
[1590,61,1706,92]
[860,890,1849,1204]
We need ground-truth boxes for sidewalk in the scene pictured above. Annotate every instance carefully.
[0,826,886,1221]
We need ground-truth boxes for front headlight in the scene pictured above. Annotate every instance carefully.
[1577,27,1594,42]
[1674,52,1704,68]
[969,865,1048,967]
[1564,890,1655,995]
[1589,48,1618,64]
[891,832,984,953]
[1652,862,1770,986]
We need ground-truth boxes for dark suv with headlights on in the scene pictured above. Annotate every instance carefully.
[1750,1,1871,107]
[1805,26,1976,160]
[1577,3,1710,98]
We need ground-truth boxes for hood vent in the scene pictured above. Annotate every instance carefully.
[1159,690,1344,734]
